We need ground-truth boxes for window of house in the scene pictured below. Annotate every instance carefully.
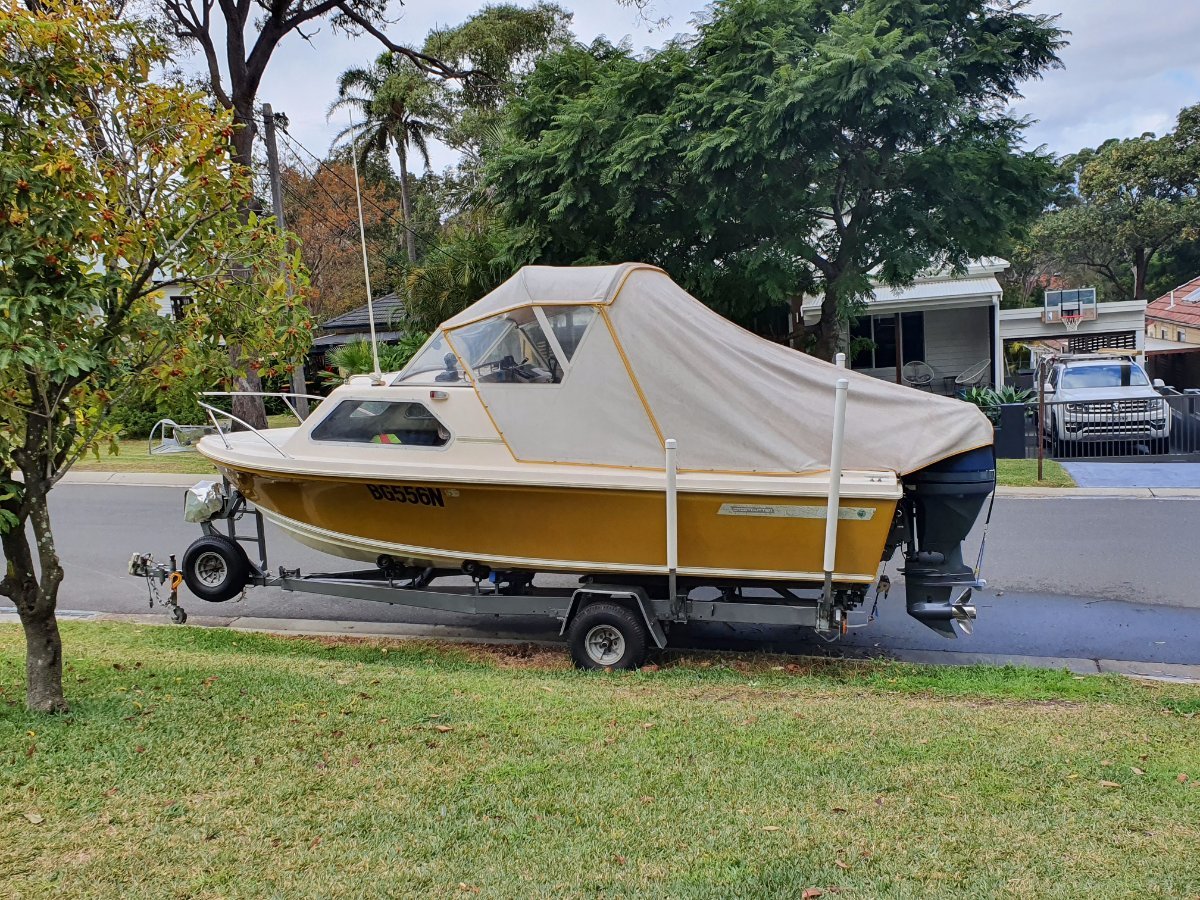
[1178,330,1187,343]
[850,312,925,368]
[171,295,193,321]
[310,400,450,446]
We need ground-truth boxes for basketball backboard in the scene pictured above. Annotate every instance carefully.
[1043,288,1097,324]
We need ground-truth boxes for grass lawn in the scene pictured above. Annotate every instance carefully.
[71,415,298,477]
[996,458,1075,488]
[2,624,1197,898]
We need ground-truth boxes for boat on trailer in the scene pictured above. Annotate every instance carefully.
[135,263,997,668]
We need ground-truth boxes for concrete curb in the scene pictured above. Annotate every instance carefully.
[995,485,1200,499]
[54,471,1200,499]
[4,610,1198,684]
[59,471,206,487]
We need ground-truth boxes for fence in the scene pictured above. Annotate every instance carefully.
[1001,391,1200,461]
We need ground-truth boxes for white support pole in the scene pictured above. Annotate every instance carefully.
[823,379,850,599]
[835,352,846,369]
[665,438,678,605]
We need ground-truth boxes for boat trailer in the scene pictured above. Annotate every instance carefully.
[128,480,910,670]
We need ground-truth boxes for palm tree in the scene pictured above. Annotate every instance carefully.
[330,54,444,264]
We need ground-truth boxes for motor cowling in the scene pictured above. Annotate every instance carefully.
[900,446,995,637]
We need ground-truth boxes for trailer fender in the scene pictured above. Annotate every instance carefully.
[561,585,668,649]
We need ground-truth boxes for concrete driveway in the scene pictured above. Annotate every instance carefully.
[1063,461,1200,488]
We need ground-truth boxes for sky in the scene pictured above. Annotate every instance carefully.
[190,0,1200,173]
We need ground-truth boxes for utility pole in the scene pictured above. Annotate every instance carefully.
[262,103,310,419]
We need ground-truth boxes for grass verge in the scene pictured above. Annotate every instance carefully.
[996,457,1075,488]
[70,415,297,476]
[2,623,1197,898]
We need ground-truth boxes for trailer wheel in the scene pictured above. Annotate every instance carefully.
[567,602,648,671]
[182,534,250,603]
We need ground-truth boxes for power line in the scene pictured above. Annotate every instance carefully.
[275,126,469,268]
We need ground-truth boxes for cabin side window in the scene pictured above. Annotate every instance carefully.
[310,400,450,447]
[539,306,597,362]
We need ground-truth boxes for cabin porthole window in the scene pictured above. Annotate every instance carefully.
[310,400,450,447]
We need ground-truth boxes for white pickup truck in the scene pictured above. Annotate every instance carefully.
[1040,354,1171,453]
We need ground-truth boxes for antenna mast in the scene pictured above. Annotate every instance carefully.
[348,114,383,384]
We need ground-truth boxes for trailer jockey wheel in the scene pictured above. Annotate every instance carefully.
[182,534,250,603]
[567,602,648,671]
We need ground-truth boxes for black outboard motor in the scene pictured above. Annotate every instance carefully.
[900,445,995,637]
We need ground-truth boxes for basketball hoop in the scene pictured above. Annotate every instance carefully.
[1062,312,1083,332]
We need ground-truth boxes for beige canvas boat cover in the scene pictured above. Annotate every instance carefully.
[433,263,994,475]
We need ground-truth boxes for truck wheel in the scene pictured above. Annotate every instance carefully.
[567,602,649,671]
[182,534,250,603]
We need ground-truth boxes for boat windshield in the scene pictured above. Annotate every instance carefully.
[449,308,562,384]
[394,333,465,385]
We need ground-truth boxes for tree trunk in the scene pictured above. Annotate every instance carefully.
[1133,247,1148,301]
[810,284,841,361]
[23,610,66,713]
[2,482,68,713]
[398,146,417,264]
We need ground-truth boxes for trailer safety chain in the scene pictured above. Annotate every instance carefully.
[974,488,997,581]
[869,573,891,623]
[143,568,161,610]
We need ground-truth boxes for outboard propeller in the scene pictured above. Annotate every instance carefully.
[951,589,977,636]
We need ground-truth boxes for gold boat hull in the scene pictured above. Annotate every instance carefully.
[220,464,897,584]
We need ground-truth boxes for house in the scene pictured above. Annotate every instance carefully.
[310,293,409,368]
[997,294,1148,388]
[1146,276,1200,345]
[1144,276,1200,389]
[797,259,1006,392]
[798,260,1151,392]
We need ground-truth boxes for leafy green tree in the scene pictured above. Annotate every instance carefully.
[488,0,1062,356]
[331,56,445,264]
[390,213,515,332]
[364,7,573,332]
[0,1,310,711]
[1032,105,1200,301]
[424,3,573,156]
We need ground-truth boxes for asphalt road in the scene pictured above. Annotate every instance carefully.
[15,485,1200,665]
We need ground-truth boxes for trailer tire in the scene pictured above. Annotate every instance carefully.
[182,534,250,603]
[567,601,648,671]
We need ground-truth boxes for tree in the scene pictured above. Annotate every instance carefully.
[330,56,444,264]
[1030,106,1200,301]
[281,158,402,321]
[160,0,473,428]
[0,1,310,711]
[423,3,572,156]
[162,0,472,171]
[488,0,1062,356]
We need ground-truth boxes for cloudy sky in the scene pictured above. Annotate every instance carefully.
[204,0,1200,171]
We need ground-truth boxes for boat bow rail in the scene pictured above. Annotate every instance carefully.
[197,390,326,459]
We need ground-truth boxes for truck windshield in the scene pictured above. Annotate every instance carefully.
[1060,363,1149,389]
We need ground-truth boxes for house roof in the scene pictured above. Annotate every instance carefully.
[799,262,1006,324]
[1146,276,1200,329]
[310,330,405,350]
[320,293,407,333]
